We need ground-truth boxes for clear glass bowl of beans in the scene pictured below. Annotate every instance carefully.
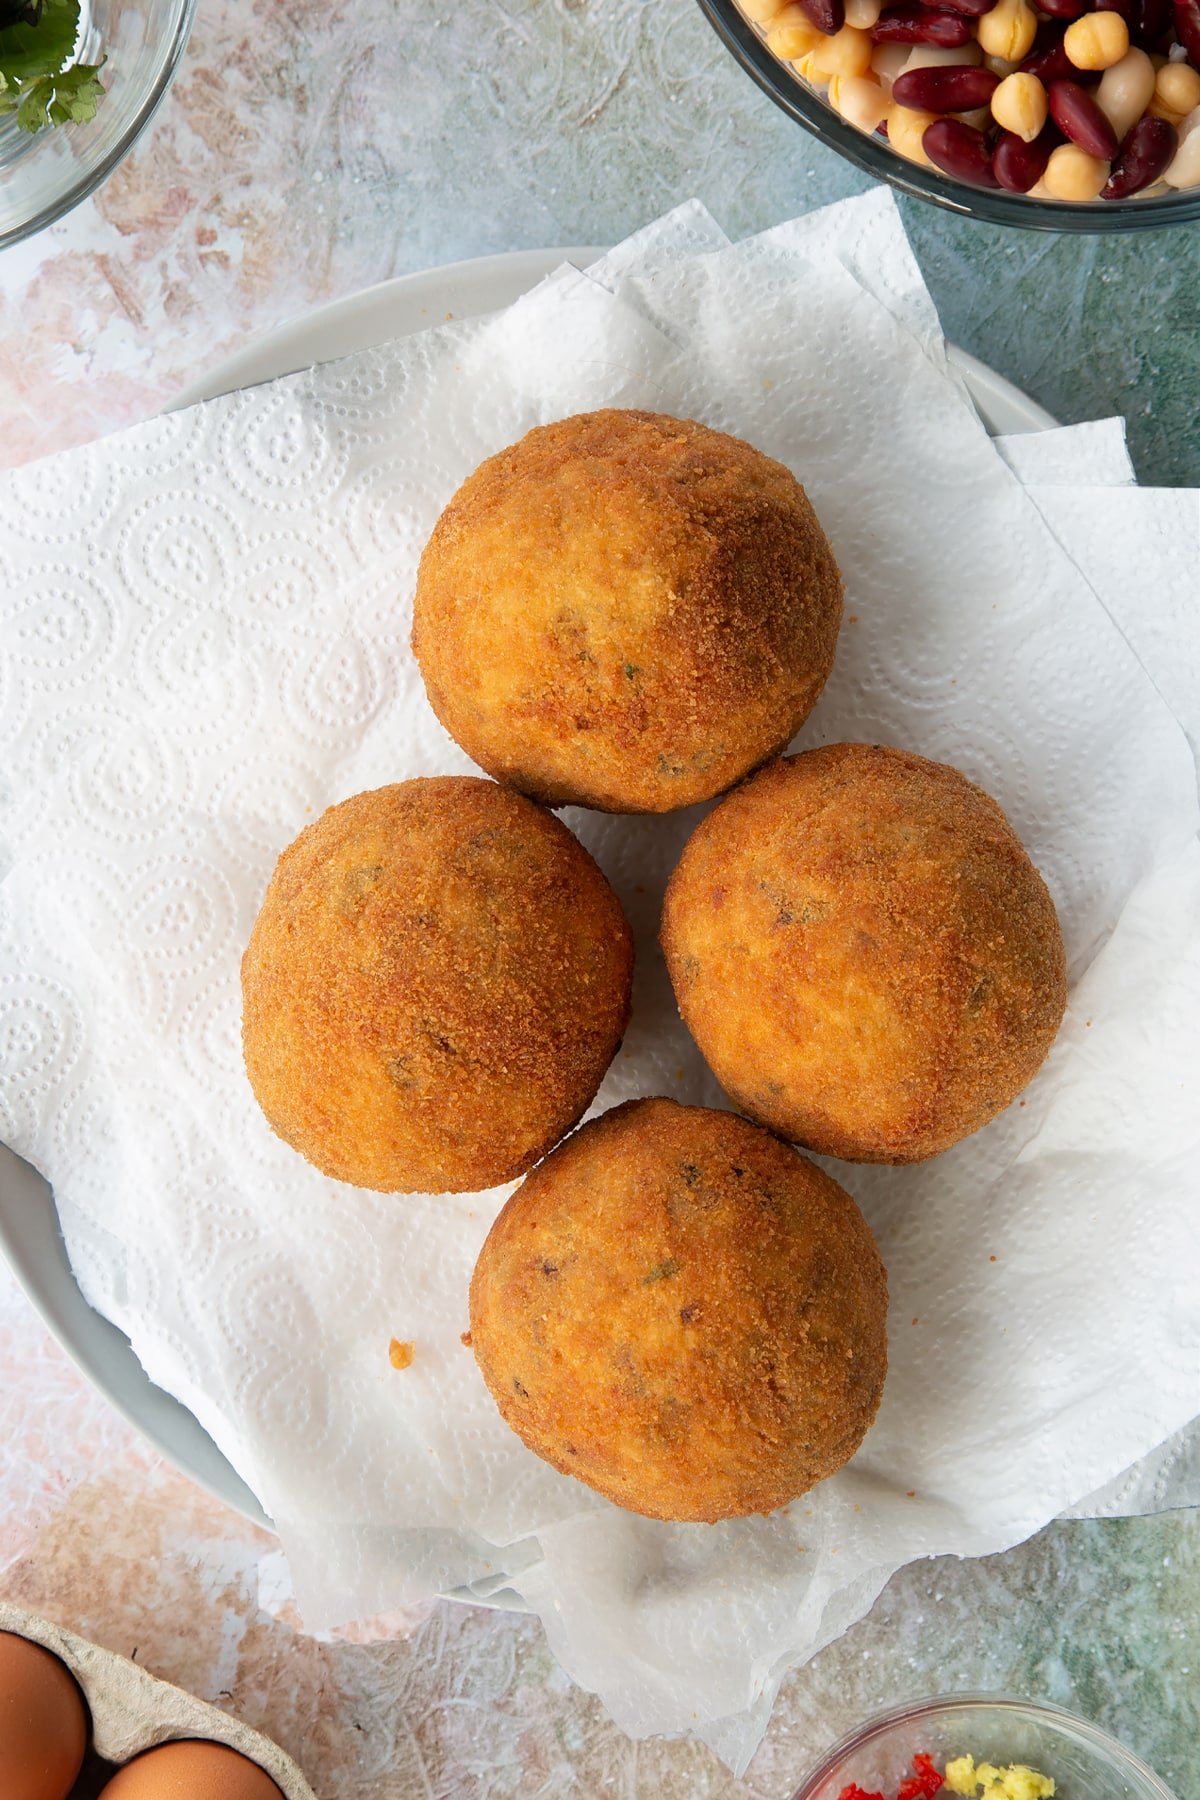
[697,0,1200,223]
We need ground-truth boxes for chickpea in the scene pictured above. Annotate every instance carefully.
[1064,10,1130,71]
[809,24,875,77]
[887,102,940,163]
[1042,142,1111,198]
[740,0,790,22]
[829,70,890,129]
[991,71,1048,140]
[1155,60,1200,115]
[1095,47,1157,142]
[976,0,1038,67]
[793,48,832,83]
[844,0,883,28]
[1148,94,1185,124]
[767,6,825,59]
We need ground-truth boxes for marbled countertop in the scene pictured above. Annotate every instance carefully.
[1,0,1198,1791]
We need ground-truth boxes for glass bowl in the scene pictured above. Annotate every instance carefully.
[789,1694,1180,1800]
[695,0,1200,231]
[0,0,194,248]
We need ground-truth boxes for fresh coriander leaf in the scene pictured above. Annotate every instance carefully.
[0,0,81,83]
[14,71,53,127]
[45,55,103,120]
[4,54,102,131]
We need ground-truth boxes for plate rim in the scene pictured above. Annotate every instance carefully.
[1,245,1057,1539]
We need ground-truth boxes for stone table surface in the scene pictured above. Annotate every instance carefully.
[1,0,1198,1793]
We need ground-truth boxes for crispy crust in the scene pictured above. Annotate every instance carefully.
[241,777,633,1193]
[469,1098,888,1522]
[412,409,843,814]
[661,743,1068,1164]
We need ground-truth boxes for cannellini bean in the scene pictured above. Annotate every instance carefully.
[830,69,892,123]
[845,0,884,28]
[871,39,912,81]
[809,23,876,72]
[1064,10,1131,68]
[1042,141,1112,194]
[901,40,983,65]
[768,6,826,56]
[1095,47,1157,140]
[887,100,941,158]
[1163,102,1200,182]
[977,0,1038,63]
[991,69,1049,137]
[1156,59,1200,112]
[983,53,1020,73]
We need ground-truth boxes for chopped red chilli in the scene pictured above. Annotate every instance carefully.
[897,1753,946,1800]
[838,1753,944,1800]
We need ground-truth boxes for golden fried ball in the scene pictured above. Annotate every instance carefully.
[241,777,633,1193]
[412,409,842,814]
[661,744,1067,1164]
[469,1098,888,1521]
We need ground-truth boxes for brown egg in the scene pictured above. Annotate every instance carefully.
[0,1629,89,1800]
[99,1739,286,1799]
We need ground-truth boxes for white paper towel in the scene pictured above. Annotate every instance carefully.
[1,190,1198,1773]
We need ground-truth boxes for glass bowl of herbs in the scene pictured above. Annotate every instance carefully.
[0,0,193,246]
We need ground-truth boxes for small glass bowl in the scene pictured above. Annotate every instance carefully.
[789,1694,1180,1800]
[695,0,1200,231]
[0,0,194,248]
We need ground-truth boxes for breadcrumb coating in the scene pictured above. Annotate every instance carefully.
[470,1098,888,1521]
[662,744,1067,1164]
[241,777,633,1193]
[412,409,843,814]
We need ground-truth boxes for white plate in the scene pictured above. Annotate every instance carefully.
[0,247,1056,1540]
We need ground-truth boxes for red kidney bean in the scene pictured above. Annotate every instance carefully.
[797,0,845,33]
[1133,0,1172,41]
[992,124,1058,187]
[1021,30,1079,84]
[1037,0,1089,18]
[892,64,1000,107]
[928,0,998,14]
[872,3,974,42]
[1101,114,1178,194]
[1048,79,1119,156]
[1093,0,1135,21]
[923,118,1004,182]
[1175,0,1200,63]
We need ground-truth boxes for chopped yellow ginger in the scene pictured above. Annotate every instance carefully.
[944,1755,1055,1800]
[388,1337,415,1369]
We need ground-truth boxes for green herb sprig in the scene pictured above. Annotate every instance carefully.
[0,0,105,134]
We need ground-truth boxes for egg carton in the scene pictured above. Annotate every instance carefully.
[0,1602,317,1800]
